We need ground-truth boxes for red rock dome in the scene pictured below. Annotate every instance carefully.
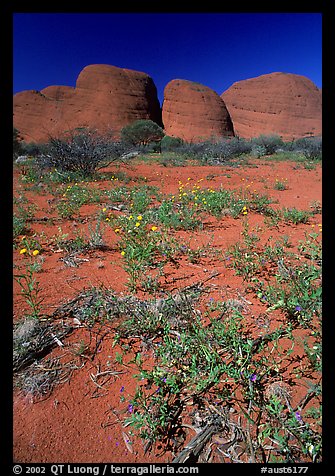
[162,79,234,142]
[221,72,322,141]
[13,64,162,143]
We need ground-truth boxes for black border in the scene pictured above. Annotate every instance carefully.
[2,2,333,473]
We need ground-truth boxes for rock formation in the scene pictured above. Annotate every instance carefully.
[13,64,162,143]
[162,79,234,142]
[221,72,322,141]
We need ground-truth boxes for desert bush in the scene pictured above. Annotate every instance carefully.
[176,141,210,160]
[160,135,184,152]
[250,144,267,158]
[291,137,322,160]
[175,137,251,163]
[21,141,49,157]
[206,137,252,162]
[35,128,130,177]
[13,128,23,158]
[251,134,284,155]
[121,120,164,147]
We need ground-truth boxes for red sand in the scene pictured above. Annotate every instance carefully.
[13,158,322,463]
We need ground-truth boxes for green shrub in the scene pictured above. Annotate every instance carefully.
[160,135,184,151]
[291,137,322,160]
[121,120,164,147]
[13,128,23,158]
[251,134,284,155]
[21,141,49,157]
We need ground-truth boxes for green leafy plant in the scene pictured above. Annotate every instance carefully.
[121,120,164,147]
[14,260,44,320]
[282,207,311,224]
[274,179,288,190]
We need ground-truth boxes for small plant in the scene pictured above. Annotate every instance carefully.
[274,178,288,190]
[251,134,284,155]
[292,137,322,161]
[87,213,107,250]
[154,199,201,230]
[117,215,161,291]
[14,249,44,320]
[251,144,267,158]
[282,207,310,224]
[13,128,24,158]
[13,214,29,240]
[56,199,80,219]
[229,217,263,280]
[309,200,322,215]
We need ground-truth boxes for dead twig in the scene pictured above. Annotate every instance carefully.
[172,422,219,463]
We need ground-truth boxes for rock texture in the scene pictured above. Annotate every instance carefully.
[162,79,234,142]
[13,64,162,143]
[221,72,322,141]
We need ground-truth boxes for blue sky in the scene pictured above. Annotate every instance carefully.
[13,13,322,105]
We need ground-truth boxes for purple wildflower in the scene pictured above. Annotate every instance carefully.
[250,374,257,382]
[295,305,302,312]
[120,386,125,393]
[295,411,303,422]
[128,404,133,413]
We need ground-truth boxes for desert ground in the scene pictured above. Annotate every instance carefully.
[13,153,322,463]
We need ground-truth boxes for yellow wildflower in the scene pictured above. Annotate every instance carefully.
[102,207,107,212]
[151,226,158,231]
[135,222,141,227]
[121,251,125,256]
[19,248,27,254]
[32,250,39,256]
[137,215,143,221]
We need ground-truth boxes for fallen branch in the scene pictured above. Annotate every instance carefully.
[172,423,218,463]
